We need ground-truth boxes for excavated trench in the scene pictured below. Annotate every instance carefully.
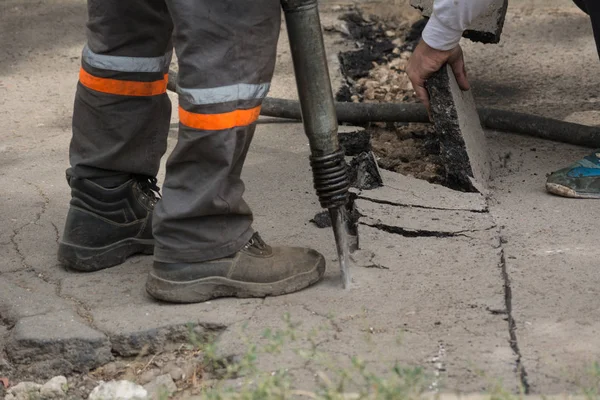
[334,12,451,189]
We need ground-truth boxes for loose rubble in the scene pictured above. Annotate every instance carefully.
[310,211,332,228]
[40,376,68,399]
[348,151,384,190]
[5,377,67,400]
[88,380,147,400]
[143,374,177,400]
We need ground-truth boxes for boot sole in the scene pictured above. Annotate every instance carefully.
[546,183,600,199]
[145,257,326,303]
[58,238,154,272]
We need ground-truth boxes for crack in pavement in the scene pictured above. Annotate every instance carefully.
[360,263,389,270]
[8,179,51,271]
[359,182,527,391]
[9,230,32,272]
[356,194,489,213]
[5,179,99,331]
[498,245,530,394]
[1,268,30,274]
[50,221,60,244]
[299,304,342,333]
[356,182,526,391]
[54,278,97,328]
[359,221,489,240]
[349,250,389,270]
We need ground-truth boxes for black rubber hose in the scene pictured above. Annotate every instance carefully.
[262,97,600,149]
[262,97,431,124]
[167,71,600,148]
[478,108,600,148]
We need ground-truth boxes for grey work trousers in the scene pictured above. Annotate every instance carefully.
[70,0,281,263]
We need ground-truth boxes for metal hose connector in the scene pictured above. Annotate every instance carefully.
[309,149,350,209]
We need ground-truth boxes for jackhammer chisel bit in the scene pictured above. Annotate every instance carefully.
[281,0,352,288]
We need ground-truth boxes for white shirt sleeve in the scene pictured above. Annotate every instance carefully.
[421,0,497,51]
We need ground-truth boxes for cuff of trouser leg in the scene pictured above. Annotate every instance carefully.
[153,227,255,264]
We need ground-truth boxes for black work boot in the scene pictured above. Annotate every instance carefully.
[146,233,326,303]
[58,176,160,272]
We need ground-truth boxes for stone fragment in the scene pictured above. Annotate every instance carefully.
[168,366,184,381]
[426,65,490,192]
[349,249,377,268]
[138,369,159,385]
[7,381,42,400]
[181,360,199,380]
[348,151,383,190]
[410,0,508,44]
[88,380,147,400]
[310,211,331,228]
[6,311,112,378]
[0,354,11,373]
[40,376,67,399]
[101,362,119,378]
[339,129,371,156]
[143,374,177,400]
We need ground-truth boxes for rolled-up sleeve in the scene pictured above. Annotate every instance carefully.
[422,0,496,51]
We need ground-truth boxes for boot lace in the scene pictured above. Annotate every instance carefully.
[134,175,161,206]
[243,232,268,251]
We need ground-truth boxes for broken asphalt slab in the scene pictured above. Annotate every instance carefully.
[354,198,496,236]
[356,169,488,212]
[427,64,491,193]
[5,310,112,379]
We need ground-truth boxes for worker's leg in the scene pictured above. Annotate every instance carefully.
[546,0,600,198]
[147,0,325,303]
[152,0,278,263]
[58,0,173,271]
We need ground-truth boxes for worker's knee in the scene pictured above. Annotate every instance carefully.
[85,0,173,57]
[167,0,281,89]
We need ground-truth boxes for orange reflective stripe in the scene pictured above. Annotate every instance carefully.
[179,106,261,131]
[79,68,167,97]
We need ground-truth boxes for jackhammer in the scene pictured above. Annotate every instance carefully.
[280,0,352,288]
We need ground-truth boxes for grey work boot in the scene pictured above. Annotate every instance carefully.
[146,233,326,303]
[58,176,159,272]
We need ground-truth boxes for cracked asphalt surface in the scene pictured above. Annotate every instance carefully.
[1,0,600,395]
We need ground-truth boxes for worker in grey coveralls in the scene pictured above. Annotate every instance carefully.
[58,0,325,303]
